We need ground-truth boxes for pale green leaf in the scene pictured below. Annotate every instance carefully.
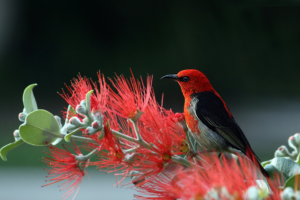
[65,105,75,124]
[261,159,272,167]
[271,157,300,181]
[19,109,62,146]
[0,140,24,161]
[296,154,300,165]
[64,128,81,142]
[86,90,94,118]
[22,84,38,113]
[284,174,300,190]
[264,164,281,179]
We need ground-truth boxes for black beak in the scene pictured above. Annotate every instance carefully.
[160,74,178,80]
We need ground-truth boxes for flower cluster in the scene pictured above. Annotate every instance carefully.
[42,141,86,200]
[4,69,299,200]
[48,70,187,198]
[134,153,281,200]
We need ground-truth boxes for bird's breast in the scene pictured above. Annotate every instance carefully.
[185,96,230,152]
[184,97,201,134]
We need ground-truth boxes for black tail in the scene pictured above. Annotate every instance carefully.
[246,146,270,178]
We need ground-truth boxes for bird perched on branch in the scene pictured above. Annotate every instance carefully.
[161,69,269,177]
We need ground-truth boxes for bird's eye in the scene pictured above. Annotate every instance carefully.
[182,76,190,82]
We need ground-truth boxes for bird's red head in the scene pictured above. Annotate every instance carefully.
[161,69,214,97]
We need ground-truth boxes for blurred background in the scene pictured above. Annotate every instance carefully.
[1,1,300,199]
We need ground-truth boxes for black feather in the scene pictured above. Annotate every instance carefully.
[191,92,258,160]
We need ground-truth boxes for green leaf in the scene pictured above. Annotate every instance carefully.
[23,84,38,113]
[296,154,300,165]
[19,109,62,146]
[85,90,94,118]
[284,174,300,190]
[261,159,272,167]
[65,105,75,124]
[0,140,24,161]
[64,128,81,142]
[271,157,300,181]
[264,164,281,179]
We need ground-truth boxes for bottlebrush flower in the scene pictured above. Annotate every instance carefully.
[138,95,186,156]
[108,70,152,119]
[90,122,127,171]
[42,141,86,200]
[114,96,186,188]
[134,153,281,200]
[60,71,109,115]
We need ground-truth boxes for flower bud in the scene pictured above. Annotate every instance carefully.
[18,112,27,122]
[129,171,144,185]
[275,146,292,158]
[84,127,98,135]
[92,121,101,129]
[243,186,259,200]
[80,100,86,107]
[92,111,103,124]
[76,105,87,115]
[281,187,295,200]
[69,116,82,126]
[54,115,62,127]
[124,154,135,164]
[13,130,20,138]
[295,191,300,199]
[66,123,77,132]
[289,133,300,152]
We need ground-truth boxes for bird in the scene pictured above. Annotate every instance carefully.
[161,69,269,177]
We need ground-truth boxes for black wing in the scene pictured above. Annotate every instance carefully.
[192,92,251,155]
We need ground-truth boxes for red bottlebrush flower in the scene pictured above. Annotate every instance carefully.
[112,97,186,188]
[42,141,86,200]
[60,71,109,114]
[108,70,152,119]
[134,153,281,200]
[138,95,186,156]
[91,122,126,171]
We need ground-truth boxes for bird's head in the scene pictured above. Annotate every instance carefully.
[161,69,214,97]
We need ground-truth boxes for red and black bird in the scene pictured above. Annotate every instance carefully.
[161,69,268,177]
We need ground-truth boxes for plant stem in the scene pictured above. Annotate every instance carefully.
[112,129,136,143]
[130,119,153,150]
[70,135,95,143]
[171,155,200,168]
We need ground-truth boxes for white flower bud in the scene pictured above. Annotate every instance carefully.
[66,123,77,132]
[18,112,27,122]
[124,154,135,164]
[69,117,82,126]
[76,105,87,115]
[281,187,295,200]
[92,111,103,124]
[295,191,300,199]
[288,135,299,152]
[129,171,144,185]
[13,130,20,138]
[243,186,260,200]
[80,100,86,107]
[275,146,292,158]
[13,130,21,141]
[84,127,98,135]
